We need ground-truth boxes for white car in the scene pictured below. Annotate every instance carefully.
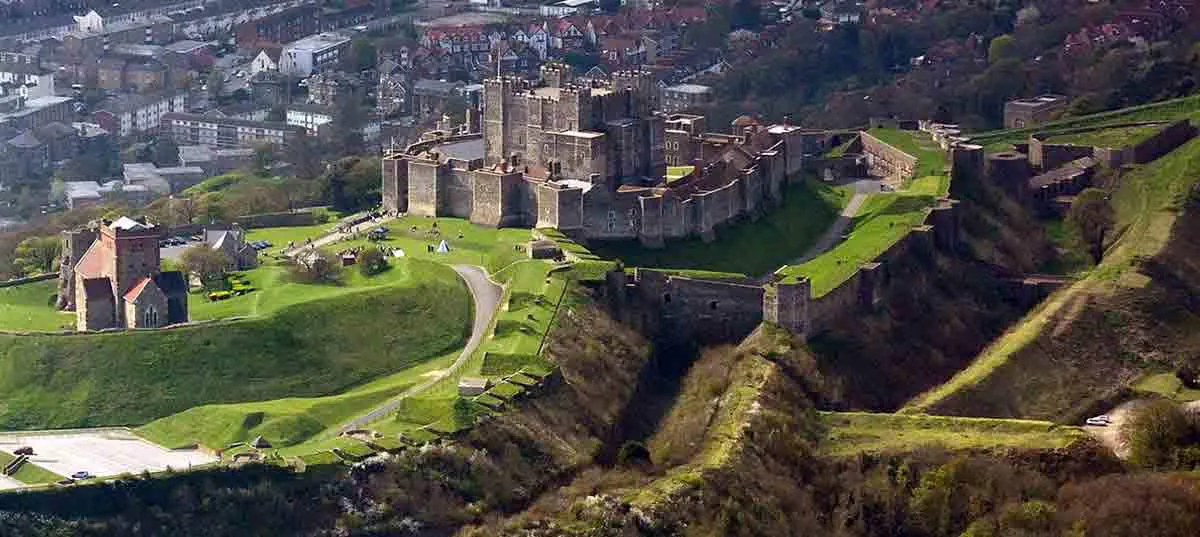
[71,471,92,480]
[1085,415,1112,426]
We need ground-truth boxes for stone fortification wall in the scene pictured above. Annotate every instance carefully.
[382,154,407,213]
[1132,120,1196,164]
[605,268,766,345]
[4,273,57,289]
[1028,136,1094,171]
[234,211,316,229]
[860,131,918,181]
[56,228,98,311]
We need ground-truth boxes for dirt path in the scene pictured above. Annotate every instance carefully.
[337,265,503,433]
[283,214,393,258]
[788,178,881,266]
[1084,399,1147,458]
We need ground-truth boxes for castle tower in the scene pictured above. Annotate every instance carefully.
[763,278,810,339]
[540,62,573,88]
[483,77,517,165]
[611,70,657,117]
[56,226,98,311]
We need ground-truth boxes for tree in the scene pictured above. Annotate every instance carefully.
[180,245,231,288]
[357,248,388,276]
[344,39,377,72]
[206,70,225,102]
[1067,188,1115,264]
[988,34,1018,64]
[320,156,381,212]
[13,236,61,275]
[329,95,366,154]
[150,138,180,167]
[288,250,342,284]
[284,131,326,181]
[597,0,620,14]
[1121,399,1197,470]
[252,143,277,176]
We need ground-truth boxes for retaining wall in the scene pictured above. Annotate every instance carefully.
[0,273,56,289]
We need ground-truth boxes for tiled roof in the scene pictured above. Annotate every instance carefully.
[74,239,109,279]
[122,276,155,302]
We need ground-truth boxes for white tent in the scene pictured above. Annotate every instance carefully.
[436,240,450,253]
[392,249,405,258]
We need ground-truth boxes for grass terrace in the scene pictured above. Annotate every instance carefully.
[970,94,1200,152]
[1132,373,1200,403]
[819,412,1087,456]
[867,127,948,185]
[780,174,943,296]
[588,180,851,277]
[1044,124,1163,148]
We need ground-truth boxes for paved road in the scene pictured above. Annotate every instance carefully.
[788,178,882,266]
[337,264,503,433]
[283,215,392,258]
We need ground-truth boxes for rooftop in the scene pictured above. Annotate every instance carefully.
[665,83,712,94]
[285,33,351,53]
[436,137,484,162]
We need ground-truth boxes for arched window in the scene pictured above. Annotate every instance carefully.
[142,306,158,327]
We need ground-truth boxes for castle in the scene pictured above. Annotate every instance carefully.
[382,63,828,246]
[62,217,188,331]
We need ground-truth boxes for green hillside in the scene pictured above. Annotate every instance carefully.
[970,94,1200,151]
[0,260,470,430]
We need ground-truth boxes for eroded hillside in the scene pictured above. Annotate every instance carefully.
[908,137,1200,421]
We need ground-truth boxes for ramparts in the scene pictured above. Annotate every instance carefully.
[859,131,918,182]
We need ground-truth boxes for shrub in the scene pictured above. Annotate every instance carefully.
[617,441,651,466]
[208,291,232,301]
[1121,399,1200,469]
[357,249,388,277]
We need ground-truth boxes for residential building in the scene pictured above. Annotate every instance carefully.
[377,58,409,117]
[64,180,154,208]
[93,91,187,137]
[411,78,462,120]
[235,5,321,50]
[280,33,352,77]
[661,83,713,113]
[0,94,75,131]
[0,52,55,99]
[285,103,333,135]
[541,0,597,17]
[178,144,255,175]
[304,70,361,106]
[161,112,304,148]
[122,161,206,193]
[250,46,283,75]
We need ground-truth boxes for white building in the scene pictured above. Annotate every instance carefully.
[541,0,597,17]
[285,104,333,135]
[250,48,282,75]
[0,52,55,99]
[94,92,188,138]
[280,33,352,77]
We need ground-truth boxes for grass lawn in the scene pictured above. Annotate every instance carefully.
[903,137,1200,414]
[0,260,470,430]
[0,280,74,332]
[819,412,1087,456]
[1132,373,1200,402]
[0,451,63,485]
[1045,125,1163,148]
[666,166,694,183]
[781,191,937,295]
[588,180,850,277]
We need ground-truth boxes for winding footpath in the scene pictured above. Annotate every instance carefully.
[787,178,880,266]
[337,265,503,433]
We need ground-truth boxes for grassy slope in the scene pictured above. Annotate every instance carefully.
[819,412,1086,456]
[903,137,1200,417]
[867,127,948,181]
[588,180,849,277]
[0,280,73,332]
[971,94,1200,151]
[0,452,63,485]
[0,260,470,430]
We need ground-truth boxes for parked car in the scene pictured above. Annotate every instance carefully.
[13,446,33,456]
[71,471,92,480]
[1085,415,1111,426]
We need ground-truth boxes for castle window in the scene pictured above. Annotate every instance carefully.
[709,301,719,311]
[142,306,158,327]
[663,293,671,304]
[606,210,616,232]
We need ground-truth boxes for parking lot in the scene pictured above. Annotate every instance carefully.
[160,235,203,262]
[0,429,218,480]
